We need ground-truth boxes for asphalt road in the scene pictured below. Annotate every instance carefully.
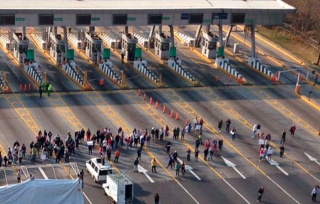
[1,27,320,204]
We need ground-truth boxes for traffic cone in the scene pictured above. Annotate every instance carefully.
[6,86,10,94]
[155,101,159,109]
[229,75,232,82]
[34,84,38,92]
[162,105,166,113]
[186,118,189,125]
[138,89,141,96]
[170,110,173,118]
[19,84,22,92]
[28,84,31,92]
[113,78,116,84]
[175,113,179,120]
[143,94,146,101]
[24,84,27,92]
[215,76,219,82]
[149,97,153,105]
[237,77,243,84]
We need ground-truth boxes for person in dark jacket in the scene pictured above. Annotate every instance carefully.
[257,186,264,202]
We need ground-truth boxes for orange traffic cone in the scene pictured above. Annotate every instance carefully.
[149,97,153,105]
[143,94,146,101]
[155,101,159,109]
[28,84,31,92]
[138,89,141,96]
[19,84,22,92]
[237,77,243,84]
[99,78,104,86]
[175,113,179,120]
[215,76,219,82]
[229,75,232,82]
[113,78,116,84]
[186,118,189,125]
[170,110,173,118]
[6,86,10,94]
[162,105,166,113]
[24,84,27,92]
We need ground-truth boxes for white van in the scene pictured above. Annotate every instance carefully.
[86,158,114,183]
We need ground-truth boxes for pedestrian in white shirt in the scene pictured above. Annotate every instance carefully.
[267,147,273,161]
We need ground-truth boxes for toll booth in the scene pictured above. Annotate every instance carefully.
[154,33,170,60]
[121,33,137,61]
[201,32,219,59]
[11,32,28,63]
[48,33,66,64]
[84,32,102,62]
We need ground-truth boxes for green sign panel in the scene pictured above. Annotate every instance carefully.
[217,47,224,57]
[15,18,25,22]
[91,17,100,21]
[169,47,176,57]
[134,48,142,58]
[67,49,74,60]
[127,17,136,21]
[54,18,63,22]
[103,48,110,59]
[244,19,253,25]
[27,50,34,60]
[162,17,170,21]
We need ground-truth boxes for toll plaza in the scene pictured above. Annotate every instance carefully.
[121,32,137,61]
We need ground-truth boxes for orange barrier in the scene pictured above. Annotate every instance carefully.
[175,113,179,120]
[28,84,31,92]
[186,118,189,125]
[113,78,116,84]
[143,94,146,101]
[6,86,10,94]
[296,85,301,94]
[237,77,243,84]
[19,84,22,92]
[138,89,141,96]
[299,74,305,81]
[215,76,219,82]
[24,84,27,92]
[155,101,158,108]
[99,78,104,86]
[170,110,173,118]
[271,76,277,82]
[162,105,166,113]
[149,97,153,105]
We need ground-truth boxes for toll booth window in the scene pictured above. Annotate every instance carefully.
[189,13,203,24]
[231,13,245,24]
[148,14,162,25]
[0,14,15,26]
[208,42,217,50]
[92,44,101,53]
[19,45,28,54]
[39,14,54,25]
[113,14,127,25]
[76,14,91,25]
[161,44,169,51]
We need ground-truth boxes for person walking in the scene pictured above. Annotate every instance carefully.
[290,124,296,137]
[311,185,319,202]
[208,146,214,161]
[137,148,142,161]
[134,158,139,172]
[166,155,174,169]
[151,158,157,173]
[218,119,223,133]
[186,148,191,161]
[0,152,2,167]
[17,168,21,183]
[230,127,236,141]
[280,144,285,158]
[154,193,160,204]
[39,86,43,98]
[267,147,273,161]
[195,148,199,162]
[225,119,231,132]
[175,161,181,176]
[165,141,171,155]
[280,129,286,144]
[181,161,186,175]
[257,186,264,202]
[114,149,120,163]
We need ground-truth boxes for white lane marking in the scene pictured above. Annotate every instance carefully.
[221,156,246,179]
[83,192,93,204]
[266,175,300,204]
[138,165,155,183]
[223,179,251,204]
[175,178,200,204]
[38,167,48,180]
[177,157,201,181]
[305,152,320,166]
[232,166,246,179]
[267,159,289,176]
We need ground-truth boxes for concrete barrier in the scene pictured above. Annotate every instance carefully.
[248,57,274,78]
[216,58,246,82]
[98,60,122,85]
[174,31,195,47]
[62,61,84,86]
[133,33,149,48]
[24,62,44,84]
[168,58,197,83]
[133,60,160,83]
[100,34,118,49]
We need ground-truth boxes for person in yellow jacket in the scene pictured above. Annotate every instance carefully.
[151,158,157,173]
[47,83,52,96]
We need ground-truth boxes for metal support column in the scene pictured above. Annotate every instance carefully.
[169,25,174,47]
[157,26,162,34]
[195,25,202,47]
[53,27,57,36]
[218,19,224,57]
[224,25,233,47]
[89,26,95,35]
[22,27,26,39]
[63,26,68,56]
[148,26,155,49]
[124,26,128,35]
[250,24,256,58]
